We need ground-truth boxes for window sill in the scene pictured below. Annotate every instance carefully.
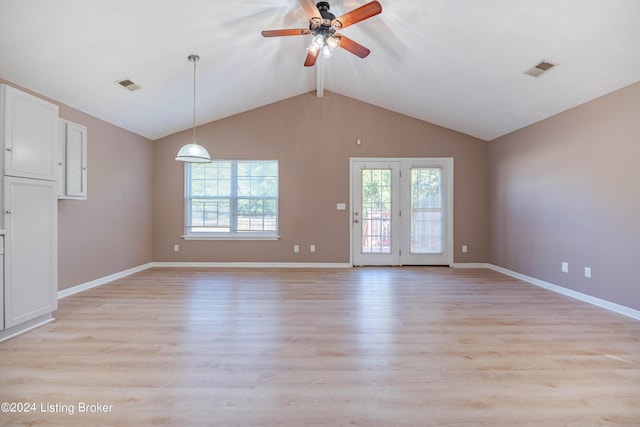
[182,234,280,241]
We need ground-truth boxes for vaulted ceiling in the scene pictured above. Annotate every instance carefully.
[1,0,639,141]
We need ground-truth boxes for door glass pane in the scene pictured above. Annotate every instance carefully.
[410,167,442,254]
[361,168,392,254]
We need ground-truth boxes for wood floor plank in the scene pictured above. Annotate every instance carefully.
[1,267,639,426]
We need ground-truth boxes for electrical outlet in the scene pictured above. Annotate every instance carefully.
[562,262,569,273]
[462,245,468,253]
[294,245,299,253]
[585,267,591,278]
[173,244,179,252]
[310,244,316,252]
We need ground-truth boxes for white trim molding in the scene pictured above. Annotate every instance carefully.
[488,264,640,321]
[56,262,639,322]
[0,314,55,342]
[57,262,351,299]
[452,263,491,269]
[152,262,352,269]
[57,263,154,299]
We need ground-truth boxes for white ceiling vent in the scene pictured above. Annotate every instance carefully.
[116,79,141,91]
[524,60,558,77]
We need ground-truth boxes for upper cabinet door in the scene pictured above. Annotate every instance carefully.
[1,84,58,181]
[58,119,88,199]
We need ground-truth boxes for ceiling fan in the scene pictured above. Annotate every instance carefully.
[261,0,382,67]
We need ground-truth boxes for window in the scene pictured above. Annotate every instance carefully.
[410,167,442,254]
[184,160,278,239]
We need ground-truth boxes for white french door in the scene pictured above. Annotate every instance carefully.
[352,160,401,265]
[351,158,453,266]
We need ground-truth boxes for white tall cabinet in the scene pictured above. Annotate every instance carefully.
[0,84,58,340]
[4,177,57,328]
[2,85,57,181]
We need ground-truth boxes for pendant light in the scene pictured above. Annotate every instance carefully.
[175,54,212,163]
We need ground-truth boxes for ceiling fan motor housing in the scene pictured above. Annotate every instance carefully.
[316,2,332,14]
[311,1,339,34]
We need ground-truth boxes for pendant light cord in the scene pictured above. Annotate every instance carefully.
[175,53,211,163]
[189,54,200,143]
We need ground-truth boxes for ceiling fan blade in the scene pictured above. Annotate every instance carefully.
[298,0,321,19]
[261,29,311,37]
[336,34,371,58]
[333,1,382,29]
[304,50,319,67]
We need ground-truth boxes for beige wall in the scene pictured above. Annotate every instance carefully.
[1,79,155,291]
[57,107,154,290]
[488,82,640,311]
[154,91,489,264]
[5,75,638,313]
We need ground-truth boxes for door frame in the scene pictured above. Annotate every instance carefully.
[349,157,454,267]
[351,160,402,266]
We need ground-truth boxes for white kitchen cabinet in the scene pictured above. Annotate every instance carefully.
[58,119,87,199]
[0,235,4,330]
[1,84,58,340]
[3,177,57,328]
[1,84,58,180]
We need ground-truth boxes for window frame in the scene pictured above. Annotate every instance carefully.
[183,160,279,241]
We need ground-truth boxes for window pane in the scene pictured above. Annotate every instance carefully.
[189,199,231,232]
[237,161,278,197]
[191,163,206,179]
[410,167,442,254]
[361,168,392,254]
[208,162,231,197]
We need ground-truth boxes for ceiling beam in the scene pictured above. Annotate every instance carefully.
[316,55,325,98]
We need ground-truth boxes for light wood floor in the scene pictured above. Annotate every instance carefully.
[1,267,639,426]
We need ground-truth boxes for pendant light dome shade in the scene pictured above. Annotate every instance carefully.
[175,142,212,162]
[176,54,212,163]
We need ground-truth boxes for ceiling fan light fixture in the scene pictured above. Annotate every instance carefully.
[312,35,324,49]
[308,33,339,57]
[176,54,212,163]
[308,34,327,56]
[326,35,340,50]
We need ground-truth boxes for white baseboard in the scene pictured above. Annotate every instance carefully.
[56,261,639,322]
[57,262,154,299]
[488,264,640,321]
[151,262,352,269]
[0,314,55,342]
[57,262,351,299]
[452,263,491,268]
